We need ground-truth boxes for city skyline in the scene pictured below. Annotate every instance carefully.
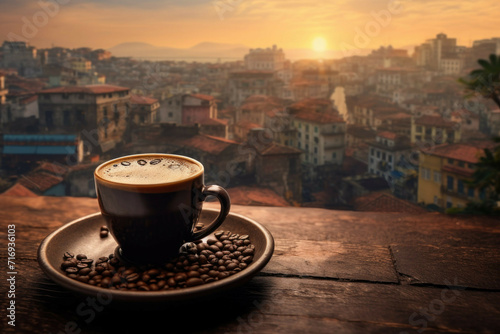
[0,0,498,54]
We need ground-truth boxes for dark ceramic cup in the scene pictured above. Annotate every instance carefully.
[94,153,230,264]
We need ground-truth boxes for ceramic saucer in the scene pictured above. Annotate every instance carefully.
[38,208,274,304]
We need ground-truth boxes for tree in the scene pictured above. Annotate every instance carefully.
[459,54,500,108]
[465,137,500,214]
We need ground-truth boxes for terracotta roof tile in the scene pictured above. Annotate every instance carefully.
[414,115,456,128]
[130,94,158,105]
[423,141,497,163]
[190,93,215,101]
[40,84,129,94]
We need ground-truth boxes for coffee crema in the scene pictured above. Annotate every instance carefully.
[96,156,202,185]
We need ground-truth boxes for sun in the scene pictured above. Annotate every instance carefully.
[312,37,327,52]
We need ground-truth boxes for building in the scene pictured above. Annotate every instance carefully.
[247,128,303,204]
[367,131,413,186]
[244,45,285,71]
[182,94,217,125]
[0,72,7,124]
[234,95,292,142]
[130,94,160,124]
[375,67,423,99]
[2,134,82,171]
[0,41,38,77]
[68,57,92,74]
[411,115,461,144]
[290,99,346,166]
[227,71,276,106]
[414,33,460,71]
[37,84,131,152]
[349,95,409,130]
[417,141,497,210]
[160,94,183,124]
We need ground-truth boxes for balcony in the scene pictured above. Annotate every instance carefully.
[3,195,499,333]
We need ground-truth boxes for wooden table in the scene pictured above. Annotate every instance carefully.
[1,195,500,333]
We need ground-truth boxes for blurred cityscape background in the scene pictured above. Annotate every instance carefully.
[0,3,499,214]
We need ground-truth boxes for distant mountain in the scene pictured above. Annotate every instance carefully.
[107,42,249,61]
[107,41,375,62]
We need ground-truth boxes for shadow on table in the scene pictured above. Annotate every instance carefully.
[33,276,275,333]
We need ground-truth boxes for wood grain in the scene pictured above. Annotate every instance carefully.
[1,196,499,333]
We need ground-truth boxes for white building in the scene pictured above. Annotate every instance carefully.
[368,131,413,184]
[244,45,285,71]
[292,105,346,166]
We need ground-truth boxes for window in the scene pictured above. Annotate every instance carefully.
[433,171,441,183]
[314,147,318,154]
[103,107,108,117]
[371,148,375,156]
[416,126,422,133]
[168,112,173,118]
[421,168,431,180]
[388,154,393,163]
[382,152,386,160]
[458,161,465,168]
[314,126,318,133]
[457,180,464,194]
[448,158,454,165]
[62,93,69,100]
[468,187,475,198]
[447,176,454,191]
[376,151,380,158]
[314,137,319,144]
[332,152,337,159]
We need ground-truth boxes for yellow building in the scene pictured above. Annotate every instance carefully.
[417,141,495,210]
[411,115,461,144]
[69,57,92,73]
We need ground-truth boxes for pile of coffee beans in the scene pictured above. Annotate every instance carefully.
[59,230,255,291]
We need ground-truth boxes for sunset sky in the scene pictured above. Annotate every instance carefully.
[1,0,498,53]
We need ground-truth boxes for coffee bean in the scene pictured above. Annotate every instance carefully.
[63,252,74,260]
[137,159,147,166]
[60,229,255,291]
[79,268,92,276]
[121,161,131,166]
[65,267,79,274]
[61,260,76,269]
[150,158,162,165]
[186,278,203,287]
[242,248,254,256]
[208,245,220,252]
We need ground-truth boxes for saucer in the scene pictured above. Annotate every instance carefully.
[38,208,274,304]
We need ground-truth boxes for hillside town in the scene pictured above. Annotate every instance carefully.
[1,33,499,213]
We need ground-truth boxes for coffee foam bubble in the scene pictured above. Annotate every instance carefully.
[97,156,201,185]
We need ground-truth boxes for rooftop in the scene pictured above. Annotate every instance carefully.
[414,115,457,128]
[130,94,158,105]
[422,141,497,163]
[39,84,129,95]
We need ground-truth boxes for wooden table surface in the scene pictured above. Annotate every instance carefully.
[1,195,500,333]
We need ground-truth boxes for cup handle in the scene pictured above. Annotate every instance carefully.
[191,185,231,240]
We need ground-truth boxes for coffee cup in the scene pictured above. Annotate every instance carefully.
[94,153,230,264]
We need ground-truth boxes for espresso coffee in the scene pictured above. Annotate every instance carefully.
[96,156,201,185]
[94,154,230,264]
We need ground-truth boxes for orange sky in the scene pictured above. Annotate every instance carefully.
[1,0,499,52]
